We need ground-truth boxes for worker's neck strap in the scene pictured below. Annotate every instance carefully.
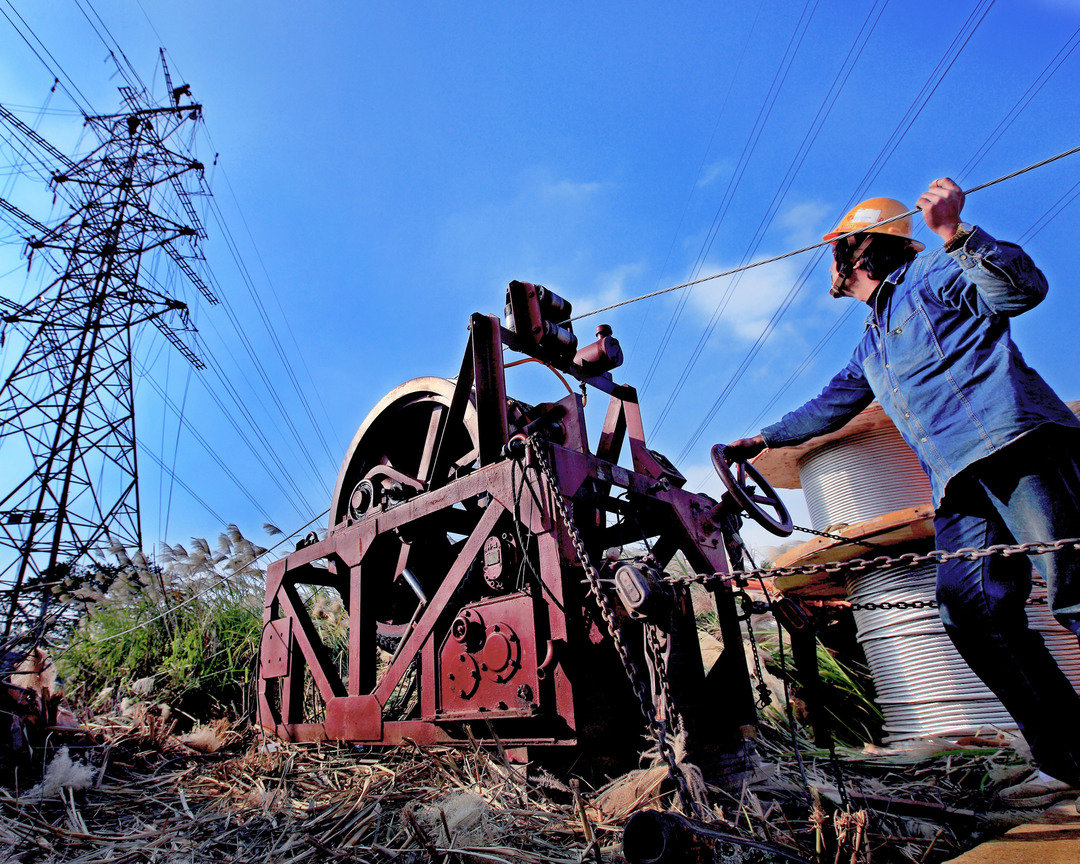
[830,235,874,298]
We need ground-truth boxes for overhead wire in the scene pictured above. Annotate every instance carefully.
[194,202,334,498]
[636,3,765,394]
[155,44,340,478]
[0,79,327,538]
[22,20,342,520]
[71,0,147,93]
[648,0,890,437]
[665,0,996,452]
[676,141,1080,464]
[955,25,1080,185]
[204,157,341,465]
[640,1,818,398]
[566,0,1002,463]
[0,0,98,117]
[740,304,858,437]
[134,356,281,524]
[735,18,1080,443]
[201,190,339,475]
[838,0,997,211]
[0,1,343,531]
[1019,179,1080,245]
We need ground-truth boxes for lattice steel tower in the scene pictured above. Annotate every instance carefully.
[0,57,214,636]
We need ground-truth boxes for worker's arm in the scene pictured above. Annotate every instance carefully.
[727,355,874,457]
[918,177,1048,316]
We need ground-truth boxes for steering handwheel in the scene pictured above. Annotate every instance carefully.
[711,444,793,537]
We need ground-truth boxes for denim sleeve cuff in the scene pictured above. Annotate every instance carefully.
[948,225,994,270]
[761,423,798,449]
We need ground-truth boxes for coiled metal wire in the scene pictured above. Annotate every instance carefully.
[847,561,1080,742]
[797,427,931,530]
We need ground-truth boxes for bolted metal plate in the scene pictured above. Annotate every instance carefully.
[261,618,291,679]
[435,592,540,719]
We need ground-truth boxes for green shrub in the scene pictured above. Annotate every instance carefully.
[57,526,267,723]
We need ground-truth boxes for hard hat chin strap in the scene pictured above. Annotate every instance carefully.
[830,235,874,298]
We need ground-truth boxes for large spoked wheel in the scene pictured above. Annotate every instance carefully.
[330,377,482,642]
[711,444,793,537]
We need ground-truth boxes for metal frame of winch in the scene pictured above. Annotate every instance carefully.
[257,280,795,783]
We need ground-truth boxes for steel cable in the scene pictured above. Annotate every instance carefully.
[648,0,889,435]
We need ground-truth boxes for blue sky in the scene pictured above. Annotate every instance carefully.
[3,0,1080,562]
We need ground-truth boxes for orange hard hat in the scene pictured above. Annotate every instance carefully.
[822,197,925,252]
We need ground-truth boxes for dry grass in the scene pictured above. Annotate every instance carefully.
[0,704,1050,864]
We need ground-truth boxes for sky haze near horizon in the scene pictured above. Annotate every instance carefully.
[3,0,1080,562]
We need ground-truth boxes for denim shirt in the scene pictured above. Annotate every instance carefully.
[761,226,1079,506]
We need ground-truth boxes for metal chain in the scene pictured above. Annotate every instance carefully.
[737,593,774,709]
[819,593,1049,612]
[662,537,1080,587]
[527,438,699,817]
[643,622,680,728]
[791,523,887,550]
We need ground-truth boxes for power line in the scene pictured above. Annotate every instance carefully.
[570,142,1080,326]
[0,0,98,116]
[723,18,1080,451]
[647,0,890,437]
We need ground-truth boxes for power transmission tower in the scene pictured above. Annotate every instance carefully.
[0,55,215,639]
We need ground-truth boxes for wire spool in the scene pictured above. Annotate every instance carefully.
[848,561,1080,742]
[797,426,931,531]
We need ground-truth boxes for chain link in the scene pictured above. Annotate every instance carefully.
[644,623,680,730]
[791,523,887,550]
[660,537,1080,587]
[738,593,774,709]
[527,439,1069,814]
[527,438,700,817]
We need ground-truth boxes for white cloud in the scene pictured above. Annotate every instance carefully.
[686,255,808,342]
[559,260,646,325]
[697,161,730,188]
[537,178,609,204]
[778,200,832,247]
[678,197,835,344]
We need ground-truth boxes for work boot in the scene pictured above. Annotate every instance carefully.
[995,770,1079,809]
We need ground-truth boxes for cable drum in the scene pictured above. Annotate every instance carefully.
[797,427,931,531]
[847,561,1080,743]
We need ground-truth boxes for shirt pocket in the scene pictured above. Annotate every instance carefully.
[882,304,942,381]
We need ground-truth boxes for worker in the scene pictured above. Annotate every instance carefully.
[724,178,1080,809]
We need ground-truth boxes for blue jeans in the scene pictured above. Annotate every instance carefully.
[934,425,1080,785]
